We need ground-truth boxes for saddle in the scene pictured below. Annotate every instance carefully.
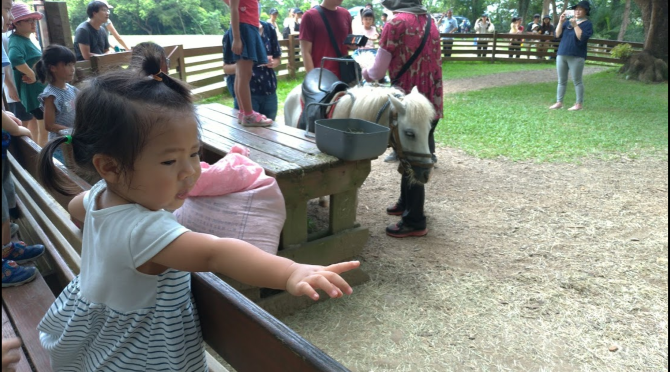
[298,68,350,132]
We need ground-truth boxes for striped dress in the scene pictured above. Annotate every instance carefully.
[37,181,207,371]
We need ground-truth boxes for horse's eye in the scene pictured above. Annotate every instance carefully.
[405,130,416,138]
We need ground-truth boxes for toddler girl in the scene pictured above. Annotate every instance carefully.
[223,0,274,127]
[36,45,78,164]
[36,47,358,371]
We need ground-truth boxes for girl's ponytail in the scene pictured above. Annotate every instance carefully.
[131,42,192,101]
[34,59,48,84]
[38,136,78,196]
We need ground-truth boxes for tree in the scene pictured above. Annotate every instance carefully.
[619,0,668,82]
[617,0,632,40]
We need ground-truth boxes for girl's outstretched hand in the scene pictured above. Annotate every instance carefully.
[286,261,361,301]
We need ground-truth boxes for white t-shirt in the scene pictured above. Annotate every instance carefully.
[2,34,18,104]
[38,181,207,371]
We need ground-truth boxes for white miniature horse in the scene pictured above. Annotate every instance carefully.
[284,84,436,184]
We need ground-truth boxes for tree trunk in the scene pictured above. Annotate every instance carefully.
[551,0,559,26]
[621,0,668,82]
[542,0,551,18]
[517,0,531,24]
[618,0,632,40]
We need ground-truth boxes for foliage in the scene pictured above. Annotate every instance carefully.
[611,43,634,60]
[56,0,645,42]
[436,69,668,161]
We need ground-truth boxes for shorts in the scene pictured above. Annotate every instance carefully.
[30,108,44,121]
[7,102,33,121]
[232,23,268,64]
[2,156,16,223]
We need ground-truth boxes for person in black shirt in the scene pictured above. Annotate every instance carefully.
[74,1,111,61]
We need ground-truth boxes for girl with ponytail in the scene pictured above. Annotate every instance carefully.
[36,50,359,371]
[35,45,78,164]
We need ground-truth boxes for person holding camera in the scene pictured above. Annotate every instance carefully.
[550,1,593,111]
[437,9,458,57]
[474,14,495,57]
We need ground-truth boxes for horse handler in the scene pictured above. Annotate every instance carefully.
[362,0,443,238]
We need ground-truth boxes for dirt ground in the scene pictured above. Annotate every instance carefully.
[277,71,669,372]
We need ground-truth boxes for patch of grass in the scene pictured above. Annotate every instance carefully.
[442,60,555,80]
[437,69,669,162]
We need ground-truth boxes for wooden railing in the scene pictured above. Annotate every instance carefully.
[74,34,641,100]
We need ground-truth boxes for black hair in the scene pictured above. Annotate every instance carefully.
[34,44,76,84]
[366,3,373,8]
[130,42,166,72]
[511,17,518,23]
[382,13,388,18]
[38,46,196,196]
[362,9,375,19]
[86,1,108,18]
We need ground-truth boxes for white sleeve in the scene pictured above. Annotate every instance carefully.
[128,210,190,267]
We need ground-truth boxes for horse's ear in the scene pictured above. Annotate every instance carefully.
[389,94,406,116]
[410,86,420,96]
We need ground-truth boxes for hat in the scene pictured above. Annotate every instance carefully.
[531,23,540,30]
[362,9,375,17]
[98,0,114,9]
[294,8,304,14]
[381,0,427,14]
[269,8,279,15]
[533,13,541,18]
[9,3,43,30]
[569,1,591,15]
[543,14,551,19]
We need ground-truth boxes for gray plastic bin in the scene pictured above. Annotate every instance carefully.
[315,119,391,162]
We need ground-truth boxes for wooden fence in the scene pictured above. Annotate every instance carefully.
[75,34,642,100]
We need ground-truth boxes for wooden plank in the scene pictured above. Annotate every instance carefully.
[329,189,358,234]
[190,75,225,89]
[279,227,369,265]
[277,161,372,205]
[282,201,309,248]
[2,271,55,372]
[199,127,299,176]
[198,105,322,153]
[184,46,223,58]
[192,272,350,372]
[198,117,330,170]
[187,65,225,78]
[15,196,76,286]
[200,104,318,144]
[188,56,225,69]
[9,152,84,257]
[1,305,32,372]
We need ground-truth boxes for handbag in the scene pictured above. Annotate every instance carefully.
[316,6,361,85]
[391,15,432,85]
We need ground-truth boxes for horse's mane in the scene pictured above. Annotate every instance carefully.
[335,86,435,129]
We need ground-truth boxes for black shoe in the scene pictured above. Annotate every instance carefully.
[386,221,428,238]
[431,154,438,163]
[386,204,404,216]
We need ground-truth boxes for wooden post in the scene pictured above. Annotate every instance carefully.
[41,2,74,50]
[287,35,296,78]
[176,45,187,82]
[491,31,498,63]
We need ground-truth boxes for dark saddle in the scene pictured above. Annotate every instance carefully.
[298,68,350,132]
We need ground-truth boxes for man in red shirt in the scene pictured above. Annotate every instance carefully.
[299,0,352,80]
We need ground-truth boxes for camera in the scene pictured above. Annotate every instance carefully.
[345,35,369,47]
[565,10,575,19]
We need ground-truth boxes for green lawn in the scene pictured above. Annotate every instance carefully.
[437,68,668,161]
[442,60,554,80]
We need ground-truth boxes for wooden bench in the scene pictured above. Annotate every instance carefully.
[8,138,351,371]
[196,103,372,315]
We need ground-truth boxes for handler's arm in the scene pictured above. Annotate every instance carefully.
[301,40,314,72]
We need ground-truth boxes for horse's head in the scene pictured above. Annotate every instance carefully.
[388,87,436,184]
